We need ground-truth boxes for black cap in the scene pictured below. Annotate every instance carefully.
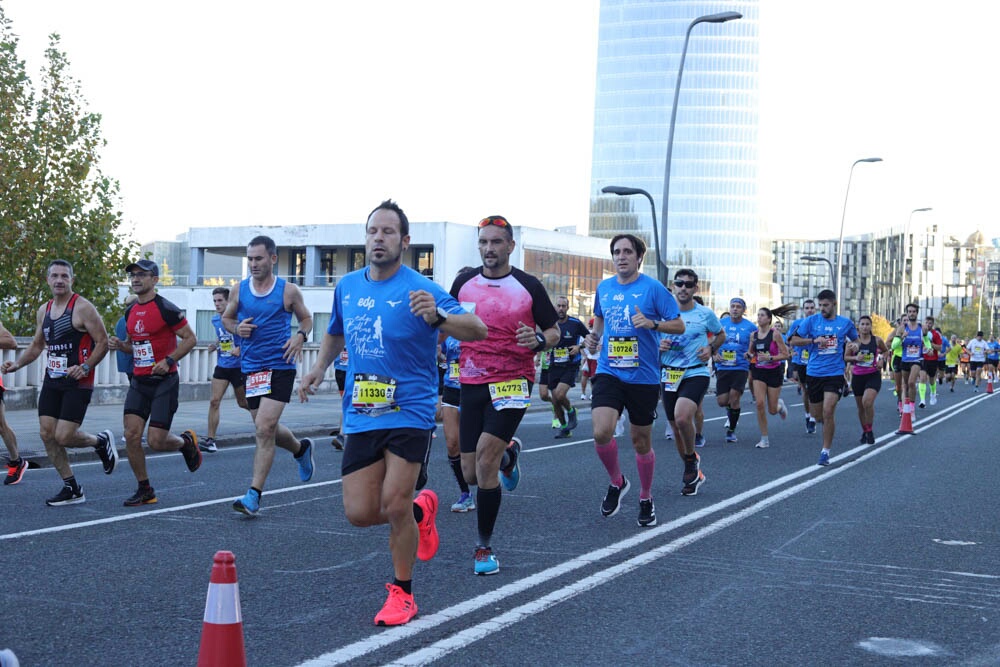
[125,259,159,276]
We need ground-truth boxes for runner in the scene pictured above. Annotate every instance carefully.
[450,214,560,574]
[966,331,988,391]
[712,297,756,444]
[549,296,590,439]
[2,260,117,504]
[579,317,597,400]
[584,234,683,528]
[917,315,943,408]
[537,350,559,429]
[891,304,927,421]
[787,289,858,466]
[223,236,316,516]
[959,340,971,383]
[888,320,904,413]
[656,269,720,500]
[203,287,251,453]
[945,334,961,392]
[299,200,487,625]
[440,333,474,512]
[786,299,818,434]
[844,315,889,444]
[109,259,202,506]
[748,305,795,449]
[1,320,25,486]
[986,334,1000,386]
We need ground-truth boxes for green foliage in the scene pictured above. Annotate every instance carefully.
[936,300,997,341]
[0,7,136,336]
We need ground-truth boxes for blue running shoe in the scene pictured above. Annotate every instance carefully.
[233,488,261,516]
[499,437,521,491]
[725,430,737,444]
[566,407,578,431]
[817,450,831,466]
[296,438,315,482]
[806,419,817,435]
[474,545,500,575]
[694,433,706,448]
[451,492,475,512]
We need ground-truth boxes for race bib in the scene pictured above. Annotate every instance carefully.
[46,354,68,378]
[448,361,460,382]
[338,349,349,364]
[352,373,399,417]
[660,366,684,393]
[721,350,737,365]
[245,370,272,397]
[133,341,155,368]
[817,336,839,355]
[905,344,921,358]
[608,336,639,368]
[857,351,875,368]
[553,347,570,363]
[219,337,235,356]
[801,349,810,361]
[756,350,772,364]
[488,379,530,411]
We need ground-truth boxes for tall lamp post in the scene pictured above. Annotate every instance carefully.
[802,255,835,289]
[601,185,666,284]
[835,157,882,307]
[660,11,742,280]
[899,207,932,316]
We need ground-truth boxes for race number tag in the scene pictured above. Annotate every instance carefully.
[905,344,921,358]
[448,361,460,382]
[133,341,155,368]
[245,370,272,397]
[488,379,530,411]
[553,347,570,363]
[608,336,639,368]
[46,355,68,378]
[857,351,875,368]
[660,366,685,393]
[801,349,810,361]
[219,336,235,356]
[756,351,772,364]
[352,373,399,417]
[817,335,839,355]
[721,350,737,365]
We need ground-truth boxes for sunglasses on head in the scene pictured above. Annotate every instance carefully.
[672,279,696,289]
[478,216,510,228]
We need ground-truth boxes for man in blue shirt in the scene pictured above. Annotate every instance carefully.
[712,297,756,444]
[584,234,683,528]
[786,299,818,434]
[203,287,250,453]
[300,200,487,626]
[787,289,858,466]
[659,269,724,500]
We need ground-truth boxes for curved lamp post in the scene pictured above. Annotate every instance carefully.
[802,255,835,288]
[601,185,666,284]
[899,207,932,315]
[835,157,882,304]
[660,11,742,280]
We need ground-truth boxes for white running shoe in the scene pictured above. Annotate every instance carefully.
[777,398,787,420]
[929,394,938,406]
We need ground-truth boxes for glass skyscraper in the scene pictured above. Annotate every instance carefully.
[589,0,773,310]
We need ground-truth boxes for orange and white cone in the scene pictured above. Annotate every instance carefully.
[197,551,247,667]
[988,376,994,394]
[896,402,915,435]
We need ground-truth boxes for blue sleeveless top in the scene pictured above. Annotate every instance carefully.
[238,277,295,372]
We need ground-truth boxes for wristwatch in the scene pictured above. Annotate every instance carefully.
[431,307,449,329]
[80,362,91,374]
[165,355,177,367]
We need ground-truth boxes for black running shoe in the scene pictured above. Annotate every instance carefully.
[554,427,573,439]
[180,430,202,472]
[95,429,118,475]
[637,498,657,527]
[124,486,158,507]
[566,407,578,431]
[330,434,345,451]
[682,470,706,496]
[46,484,85,506]
[600,475,630,517]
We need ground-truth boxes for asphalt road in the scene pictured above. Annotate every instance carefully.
[3,381,999,666]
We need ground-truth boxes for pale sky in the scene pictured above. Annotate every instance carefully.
[4,0,999,246]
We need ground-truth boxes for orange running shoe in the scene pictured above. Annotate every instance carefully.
[373,583,418,626]
[414,489,439,561]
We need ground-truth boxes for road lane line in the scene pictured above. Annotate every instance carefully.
[297,392,993,666]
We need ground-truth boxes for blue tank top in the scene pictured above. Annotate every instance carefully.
[237,277,295,372]
[900,324,924,363]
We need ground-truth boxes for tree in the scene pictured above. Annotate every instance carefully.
[0,7,136,336]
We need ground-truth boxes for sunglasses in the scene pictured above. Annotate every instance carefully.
[478,216,510,228]
[672,279,696,289]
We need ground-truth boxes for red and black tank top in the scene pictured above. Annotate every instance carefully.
[43,294,95,387]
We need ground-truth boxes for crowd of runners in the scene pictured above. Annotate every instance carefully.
[1,203,996,627]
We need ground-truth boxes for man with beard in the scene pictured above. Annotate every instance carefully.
[2,260,117,502]
[712,297,756,444]
[450,215,560,575]
[549,296,590,439]
[890,304,927,420]
[300,200,486,624]
[223,236,316,516]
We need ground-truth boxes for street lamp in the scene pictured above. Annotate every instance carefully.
[802,255,834,288]
[601,185,666,284]
[899,207,932,316]
[660,11,742,281]
[835,157,882,307]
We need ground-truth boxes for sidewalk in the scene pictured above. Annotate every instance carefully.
[2,390,585,467]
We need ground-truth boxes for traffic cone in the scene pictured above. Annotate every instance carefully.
[197,551,246,667]
[988,376,994,394]
[896,402,915,435]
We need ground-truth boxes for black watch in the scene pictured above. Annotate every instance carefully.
[431,307,449,329]
[165,355,177,367]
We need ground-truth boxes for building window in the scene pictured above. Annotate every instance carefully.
[319,249,336,286]
[196,310,215,341]
[413,245,434,279]
[350,248,366,272]
[290,248,306,285]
